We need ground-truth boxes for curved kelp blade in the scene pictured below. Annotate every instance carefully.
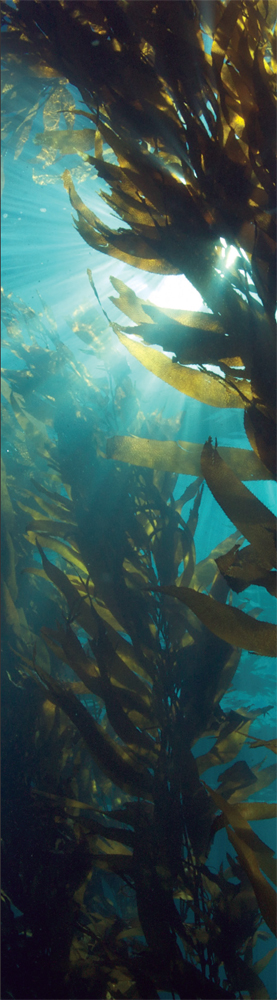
[214,802,277,822]
[27,532,88,573]
[227,826,277,938]
[229,762,277,805]
[109,276,225,333]
[35,540,99,638]
[26,518,77,538]
[114,329,251,408]
[106,435,271,481]
[30,479,73,510]
[244,406,276,480]
[249,739,277,755]
[206,786,277,885]
[197,713,254,776]
[63,170,177,274]
[189,531,242,593]
[152,584,276,656]
[216,543,277,596]
[110,277,242,367]
[201,439,276,571]
[32,658,153,799]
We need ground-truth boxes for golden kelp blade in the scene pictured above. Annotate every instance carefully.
[153,585,276,657]
[109,275,225,332]
[34,128,95,156]
[201,440,276,572]
[30,61,59,79]
[244,407,276,481]
[205,785,277,885]
[31,789,96,811]
[196,713,253,776]
[229,763,277,805]
[63,170,177,274]
[227,827,277,938]
[30,479,72,510]
[106,435,272,481]
[35,540,99,639]
[115,329,250,408]
[216,542,277,597]
[249,739,277,755]
[110,277,238,366]
[33,660,153,799]
[26,518,77,537]
[215,802,277,822]
[27,532,88,573]
[189,532,242,594]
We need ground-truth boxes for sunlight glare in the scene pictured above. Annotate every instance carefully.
[148,274,210,312]
[225,246,239,269]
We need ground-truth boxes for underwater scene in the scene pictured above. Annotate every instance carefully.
[1,2,276,999]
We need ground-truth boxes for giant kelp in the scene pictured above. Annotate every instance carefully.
[1,2,276,999]
[2,285,276,998]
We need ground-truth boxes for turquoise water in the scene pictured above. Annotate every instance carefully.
[2,32,276,1000]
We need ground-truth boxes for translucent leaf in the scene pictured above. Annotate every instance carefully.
[155,584,276,656]
[201,439,276,571]
[34,128,95,156]
[106,435,271,480]
[115,330,251,408]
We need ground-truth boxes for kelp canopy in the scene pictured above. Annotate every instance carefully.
[1,2,276,999]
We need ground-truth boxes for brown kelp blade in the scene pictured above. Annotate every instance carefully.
[249,739,277,755]
[205,785,277,885]
[32,658,153,799]
[114,329,251,408]
[201,439,276,571]
[107,435,271,481]
[151,584,276,656]
[227,827,277,938]
[216,543,277,596]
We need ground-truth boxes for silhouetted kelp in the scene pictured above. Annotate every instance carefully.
[1,2,276,998]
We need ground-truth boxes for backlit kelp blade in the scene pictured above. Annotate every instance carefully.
[34,128,95,157]
[106,434,272,481]
[114,328,252,408]
[63,168,178,275]
[201,439,276,572]
[151,584,276,657]
[244,406,277,481]
[110,275,252,373]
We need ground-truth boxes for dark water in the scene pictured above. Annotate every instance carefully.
[1,8,276,1000]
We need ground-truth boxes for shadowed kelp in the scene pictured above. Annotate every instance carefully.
[2,288,276,997]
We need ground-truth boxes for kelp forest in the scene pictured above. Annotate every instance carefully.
[1,2,276,998]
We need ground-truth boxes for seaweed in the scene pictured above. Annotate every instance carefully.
[1,2,276,998]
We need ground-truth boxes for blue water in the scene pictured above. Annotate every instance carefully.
[2,53,276,1000]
